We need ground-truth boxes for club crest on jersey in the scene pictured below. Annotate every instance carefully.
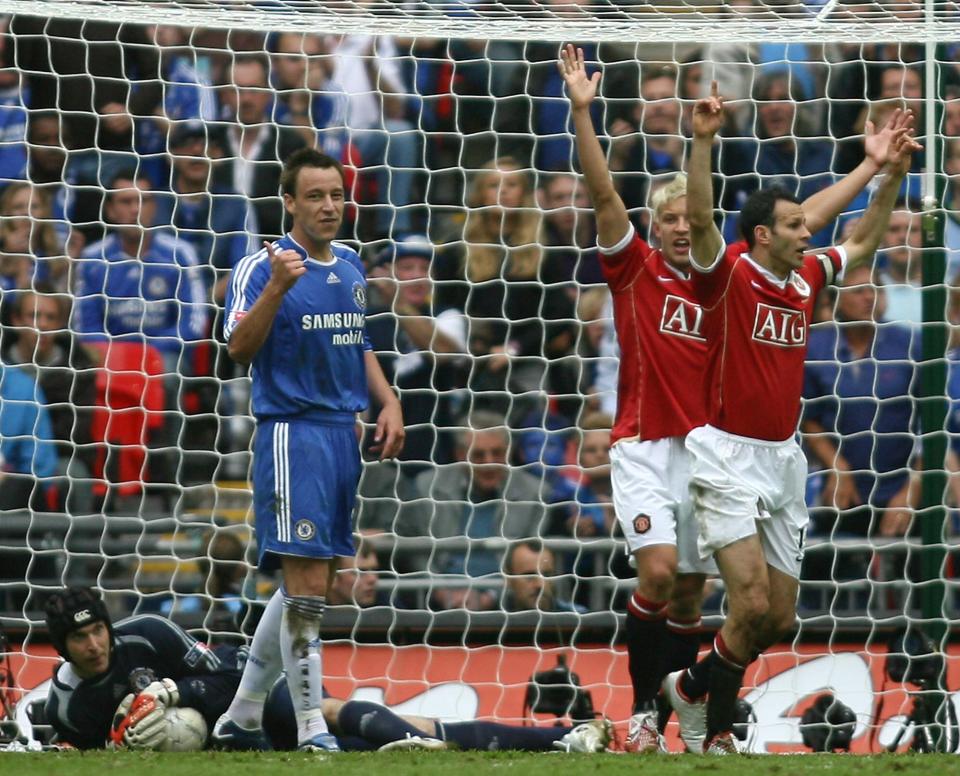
[295,519,316,541]
[352,282,366,310]
[659,295,705,341]
[789,273,811,298]
[633,514,651,534]
[129,667,158,692]
[752,303,806,347]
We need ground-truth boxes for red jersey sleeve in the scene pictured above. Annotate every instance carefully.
[690,240,739,308]
[598,225,656,292]
[801,246,847,297]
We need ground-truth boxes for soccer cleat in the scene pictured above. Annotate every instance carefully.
[552,718,613,753]
[623,711,666,753]
[210,714,271,751]
[378,734,449,751]
[298,732,341,752]
[660,670,707,754]
[704,731,739,754]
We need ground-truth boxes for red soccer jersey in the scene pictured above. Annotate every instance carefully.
[600,226,708,444]
[692,240,845,441]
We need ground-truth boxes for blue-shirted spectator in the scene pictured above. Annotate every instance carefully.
[270,32,347,160]
[152,121,253,302]
[719,70,840,247]
[802,264,919,539]
[0,360,57,509]
[0,69,27,184]
[877,206,923,324]
[73,169,208,372]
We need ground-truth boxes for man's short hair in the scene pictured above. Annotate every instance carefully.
[280,148,345,197]
[231,52,270,81]
[739,186,801,249]
[650,173,687,219]
[504,539,545,574]
[105,167,147,194]
[457,411,510,452]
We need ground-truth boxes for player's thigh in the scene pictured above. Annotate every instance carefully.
[611,438,680,553]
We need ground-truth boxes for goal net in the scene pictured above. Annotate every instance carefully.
[1,0,959,753]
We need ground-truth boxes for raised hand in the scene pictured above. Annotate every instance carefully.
[887,128,922,177]
[691,80,724,140]
[558,43,600,111]
[864,108,915,168]
[264,240,306,292]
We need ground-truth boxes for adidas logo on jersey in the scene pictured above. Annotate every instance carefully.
[327,274,341,284]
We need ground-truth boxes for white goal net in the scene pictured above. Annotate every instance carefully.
[1,0,959,753]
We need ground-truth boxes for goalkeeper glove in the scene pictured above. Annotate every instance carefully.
[108,692,167,750]
[139,678,180,707]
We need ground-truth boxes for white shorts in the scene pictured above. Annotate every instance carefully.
[611,437,717,575]
[685,425,809,579]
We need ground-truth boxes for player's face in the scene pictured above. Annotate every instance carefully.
[766,200,810,271]
[66,620,111,678]
[285,165,345,245]
[394,255,431,308]
[653,196,690,268]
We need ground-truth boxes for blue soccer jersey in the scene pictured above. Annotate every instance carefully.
[224,234,371,422]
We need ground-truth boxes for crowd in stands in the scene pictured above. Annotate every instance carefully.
[2,8,960,618]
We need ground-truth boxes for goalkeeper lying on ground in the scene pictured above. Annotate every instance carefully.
[40,587,610,753]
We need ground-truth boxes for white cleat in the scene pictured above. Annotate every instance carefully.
[378,734,449,751]
[552,718,613,753]
[661,670,707,753]
[704,731,739,754]
[623,711,666,753]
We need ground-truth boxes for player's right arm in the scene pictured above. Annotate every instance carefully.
[558,44,630,249]
[225,241,306,365]
[688,81,724,270]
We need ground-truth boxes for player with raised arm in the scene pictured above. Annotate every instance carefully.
[213,148,404,752]
[661,82,920,754]
[559,45,915,754]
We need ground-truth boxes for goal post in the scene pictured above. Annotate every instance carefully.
[0,0,959,752]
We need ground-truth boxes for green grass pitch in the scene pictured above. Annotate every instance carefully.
[5,751,957,775]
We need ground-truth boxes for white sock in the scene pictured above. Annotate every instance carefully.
[280,593,328,745]
[226,588,284,729]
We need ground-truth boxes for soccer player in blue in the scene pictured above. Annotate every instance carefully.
[214,148,404,752]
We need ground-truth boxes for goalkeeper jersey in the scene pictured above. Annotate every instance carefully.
[224,234,372,423]
[44,615,245,749]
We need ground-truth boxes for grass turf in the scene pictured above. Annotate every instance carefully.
[3,751,957,776]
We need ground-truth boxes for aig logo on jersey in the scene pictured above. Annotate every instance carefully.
[752,303,806,347]
[659,295,705,341]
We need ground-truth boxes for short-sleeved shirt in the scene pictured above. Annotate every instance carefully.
[692,240,846,441]
[599,225,708,444]
[224,234,371,423]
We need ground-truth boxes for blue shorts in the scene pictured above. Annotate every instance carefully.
[252,418,361,571]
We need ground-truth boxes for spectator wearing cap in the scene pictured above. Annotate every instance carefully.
[365,234,467,467]
[153,121,254,303]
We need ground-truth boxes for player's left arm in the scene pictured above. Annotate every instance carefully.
[801,108,914,233]
[839,132,922,272]
[365,350,405,460]
[688,81,725,269]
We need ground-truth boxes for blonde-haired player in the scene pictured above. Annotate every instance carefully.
[559,44,915,753]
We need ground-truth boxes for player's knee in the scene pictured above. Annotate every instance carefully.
[668,575,706,620]
[731,584,770,624]
[636,557,677,601]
